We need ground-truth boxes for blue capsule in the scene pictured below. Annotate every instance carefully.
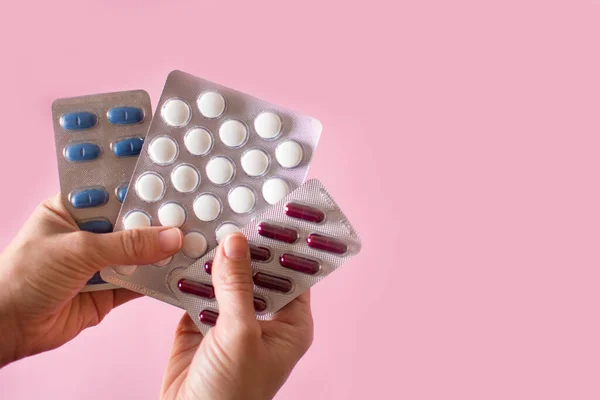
[107,107,144,125]
[77,219,113,233]
[116,185,128,203]
[87,272,107,285]
[112,137,144,157]
[70,189,109,208]
[64,143,101,162]
[60,112,97,131]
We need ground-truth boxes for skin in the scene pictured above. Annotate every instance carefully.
[0,195,314,400]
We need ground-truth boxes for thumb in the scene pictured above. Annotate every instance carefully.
[211,233,258,333]
[86,227,183,268]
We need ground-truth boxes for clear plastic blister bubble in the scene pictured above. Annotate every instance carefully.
[52,90,152,291]
[168,179,362,334]
[100,70,322,306]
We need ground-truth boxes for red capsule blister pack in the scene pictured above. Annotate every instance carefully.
[168,179,361,334]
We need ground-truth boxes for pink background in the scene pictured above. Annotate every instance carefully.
[1,0,600,399]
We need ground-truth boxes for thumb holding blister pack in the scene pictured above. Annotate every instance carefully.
[0,194,183,367]
[161,232,314,400]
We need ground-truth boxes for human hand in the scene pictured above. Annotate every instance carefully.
[161,233,314,400]
[0,194,183,367]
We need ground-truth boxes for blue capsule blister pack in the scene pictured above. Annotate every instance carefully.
[52,90,152,291]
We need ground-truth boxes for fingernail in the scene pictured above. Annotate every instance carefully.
[224,233,249,260]
[159,228,183,252]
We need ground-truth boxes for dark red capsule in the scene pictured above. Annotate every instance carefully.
[284,203,325,223]
[257,222,298,243]
[253,272,293,293]
[253,297,268,312]
[279,253,320,275]
[204,260,213,275]
[249,244,271,262]
[177,279,215,299]
[199,309,219,326]
[306,234,348,254]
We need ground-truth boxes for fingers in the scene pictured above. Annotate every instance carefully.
[112,288,144,308]
[265,289,313,328]
[83,227,183,269]
[211,233,259,332]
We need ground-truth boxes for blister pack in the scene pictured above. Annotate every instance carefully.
[101,70,322,306]
[168,179,361,334]
[52,90,152,291]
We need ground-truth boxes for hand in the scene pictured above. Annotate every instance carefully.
[161,233,314,400]
[0,194,183,367]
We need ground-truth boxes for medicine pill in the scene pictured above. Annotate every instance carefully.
[178,279,215,299]
[107,107,144,125]
[135,173,164,202]
[148,136,178,165]
[279,253,320,275]
[71,188,109,208]
[249,244,271,262]
[171,164,200,193]
[123,211,151,229]
[78,219,113,234]
[64,143,101,162]
[158,202,186,228]
[114,265,138,276]
[154,256,173,267]
[262,178,290,205]
[204,260,213,275]
[184,128,213,156]
[60,111,97,130]
[116,185,128,203]
[197,92,225,119]
[219,120,248,148]
[215,222,240,242]
[275,140,303,168]
[254,112,282,139]
[193,194,221,222]
[258,222,298,243]
[199,309,219,326]
[253,297,268,312]
[253,272,293,293]
[306,234,348,254]
[182,231,208,259]
[284,203,325,223]
[162,98,191,127]
[228,186,256,214]
[206,156,234,184]
[112,137,144,157]
[241,149,269,177]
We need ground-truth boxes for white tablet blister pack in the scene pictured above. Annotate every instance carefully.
[52,90,152,291]
[167,179,361,334]
[101,70,322,305]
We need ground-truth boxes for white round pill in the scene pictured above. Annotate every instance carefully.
[193,193,222,222]
[275,140,303,168]
[241,149,269,176]
[228,186,256,214]
[158,203,186,228]
[182,231,208,258]
[219,120,248,148]
[254,112,282,139]
[135,173,165,202]
[123,210,151,230]
[148,136,178,165]
[206,156,234,184]
[197,92,225,118]
[161,98,191,127]
[114,265,138,275]
[262,177,290,205]
[154,256,173,267]
[215,222,240,243]
[171,164,200,193]
[184,128,213,156]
